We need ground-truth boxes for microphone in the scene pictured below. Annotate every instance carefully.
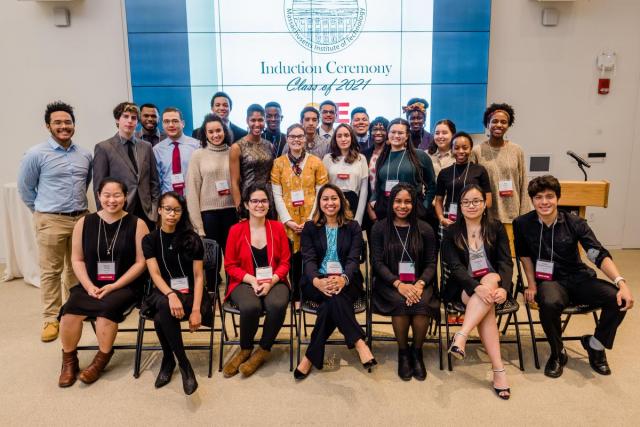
[567,151,591,168]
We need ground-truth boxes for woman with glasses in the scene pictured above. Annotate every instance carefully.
[371,183,438,381]
[322,123,368,225]
[441,184,513,400]
[371,118,436,222]
[435,132,492,229]
[363,116,389,239]
[223,184,291,378]
[294,184,376,379]
[58,178,148,388]
[272,124,328,305]
[142,191,212,395]
[427,119,457,177]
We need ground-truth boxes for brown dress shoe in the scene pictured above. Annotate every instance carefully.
[239,348,270,377]
[59,350,79,387]
[42,321,60,342]
[222,349,252,378]
[79,350,114,384]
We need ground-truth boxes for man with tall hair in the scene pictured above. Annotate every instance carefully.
[18,101,92,342]
[93,101,160,230]
[134,103,166,146]
[192,91,247,143]
[513,175,633,378]
[350,106,370,151]
[317,100,337,142]
[283,106,330,159]
[403,97,434,151]
[153,107,200,194]
[263,101,287,157]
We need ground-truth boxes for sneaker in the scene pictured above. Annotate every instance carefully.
[42,321,60,342]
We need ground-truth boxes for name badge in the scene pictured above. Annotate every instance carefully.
[385,180,399,196]
[215,180,230,195]
[398,261,416,283]
[171,173,185,191]
[535,260,554,281]
[255,266,273,285]
[291,190,305,207]
[326,261,343,276]
[337,173,350,180]
[499,180,513,197]
[170,277,189,294]
[469,251,489,278]
[97,262,116,281]
[448,203,458,222]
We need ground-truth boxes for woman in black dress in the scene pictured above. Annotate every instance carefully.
[371,183,438,381]
[142,191,213,395]
[58,178,148,387]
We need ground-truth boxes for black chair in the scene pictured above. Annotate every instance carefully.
[133,238,224,378]
[440,260,524,372]
[499,255,600,369]
[296,245,371,370]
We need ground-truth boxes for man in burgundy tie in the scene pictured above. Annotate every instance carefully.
[153,107,200,196]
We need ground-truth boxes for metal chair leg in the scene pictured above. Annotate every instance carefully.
[445,313,453,371]
[133,315,146,378]
[231,313,239,338]
[513,311,524,371]
[525,302,541,369]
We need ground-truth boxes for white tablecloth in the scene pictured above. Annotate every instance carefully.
[1,183,40,287]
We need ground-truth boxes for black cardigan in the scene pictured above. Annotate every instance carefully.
[441,219,513,302]
[300,220,364,300]
[370,219,436,289]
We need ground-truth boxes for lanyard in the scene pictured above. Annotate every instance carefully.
[450,162,470,205]
[97,216,123,263]
[537,219,557,262]
[393,224,413,263]
[385,149,407,184]
[244,221,275,268]
[159,230,186,280]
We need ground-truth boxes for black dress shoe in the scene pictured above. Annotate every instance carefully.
[411,347,427,381]
[154,359,176,389]
[544,350,568,378]
[581,335,611,375]
[294,367,311,380]
[179,363,198,395]
[397,348,413,381]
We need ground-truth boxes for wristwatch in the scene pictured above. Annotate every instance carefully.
[415,280,426,288]
[614,276,626,287]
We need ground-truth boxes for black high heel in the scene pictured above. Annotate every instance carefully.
[448,331,467,360]
[179,363,198,395]
[293,366,311,380]
[154,357,176,389]
[492,368,511,400]
[362,358,378,371]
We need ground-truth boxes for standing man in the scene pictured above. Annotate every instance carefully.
[192,91,247,143]
[283,106,330,159]
[403,97,434,151]
[93,101,160,230]
[514,175,633,378]
[263,101,287,157]
[18,101,92,342]
[135,103,166,146]
[317,100,337,143]
[350,107,370,151]
[154,107,200,195]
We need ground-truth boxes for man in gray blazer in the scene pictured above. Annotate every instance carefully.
[93,102,160,229]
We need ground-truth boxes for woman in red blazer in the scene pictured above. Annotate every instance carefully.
[223,184,291,378]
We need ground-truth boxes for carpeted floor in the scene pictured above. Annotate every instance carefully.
[0,250,638,426]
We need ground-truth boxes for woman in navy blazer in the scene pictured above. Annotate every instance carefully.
[294,183,376,379]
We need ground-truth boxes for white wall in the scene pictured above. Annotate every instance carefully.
[1,0,639,261]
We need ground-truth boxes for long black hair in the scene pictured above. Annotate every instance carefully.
[157,191,201,259]
[238,183,271,220]
[450,184,498,250]
[384,183,424,267]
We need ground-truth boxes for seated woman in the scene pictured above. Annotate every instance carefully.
[58,177,148,387]
[295,183,376,379]
[142,191,213,395]
[223,184,291,378]
[371,183,438,381]
[441,184,513,400]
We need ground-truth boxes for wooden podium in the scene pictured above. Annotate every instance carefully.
[504,180,610,256]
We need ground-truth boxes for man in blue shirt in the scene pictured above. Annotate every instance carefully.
[18,101,92,342]
[153,107,200,195]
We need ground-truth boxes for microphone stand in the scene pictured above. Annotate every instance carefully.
[578,163,588,181]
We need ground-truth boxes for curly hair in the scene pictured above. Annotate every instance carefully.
[483,102,515,128]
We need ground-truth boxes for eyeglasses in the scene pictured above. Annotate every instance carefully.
[321,110,336,115]
[460,199,485,207]
[161,206,183,214]
[162,119,181,125]
[287,134,305,140]
[249,199,269,206]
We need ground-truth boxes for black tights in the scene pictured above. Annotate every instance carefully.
[153,293,199,369]
[391,315,429,349]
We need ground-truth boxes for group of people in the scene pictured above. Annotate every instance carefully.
[17,94,634,399]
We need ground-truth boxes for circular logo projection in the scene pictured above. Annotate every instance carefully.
[285,0,367,54]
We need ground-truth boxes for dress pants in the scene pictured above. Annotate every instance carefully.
[290,251,303,302]
[304,286,365,369]
[535,278,626,357]
[202,208,238,288]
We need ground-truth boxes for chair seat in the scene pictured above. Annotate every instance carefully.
[446,298,519,316]
[222,300,267,316]
[302,297,367,314]
[528,302,600,314]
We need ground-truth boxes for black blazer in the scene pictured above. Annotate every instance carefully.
[300,220,364,300]
[441,219,513,302]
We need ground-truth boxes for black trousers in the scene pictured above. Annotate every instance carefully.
[290,251,303,302]
[202,208,238,287]
[304,286,365,369]
[535,278,626,357]
[230,283,290,350]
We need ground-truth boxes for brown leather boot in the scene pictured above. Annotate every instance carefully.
[58,350,79,387]
[79,350,114,384]
[239,348,270,377]
[222,349,252,378]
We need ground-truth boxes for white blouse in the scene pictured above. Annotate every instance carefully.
[322,153,369,225]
